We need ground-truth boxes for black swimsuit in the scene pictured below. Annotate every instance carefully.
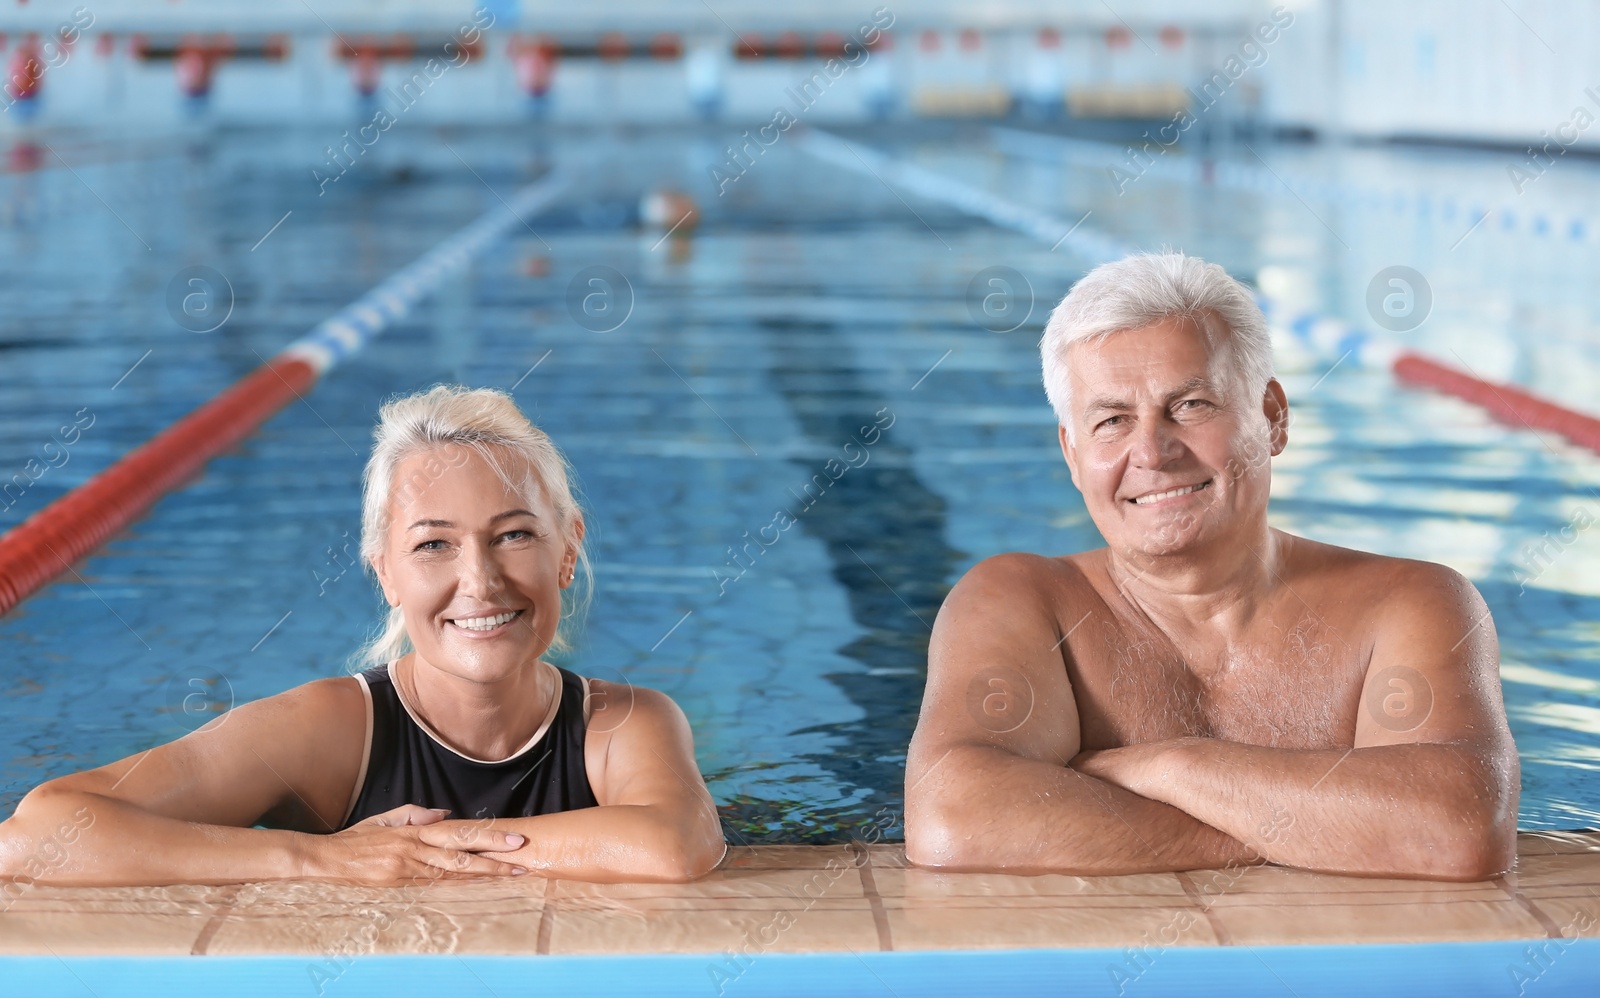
[339,659,599,829]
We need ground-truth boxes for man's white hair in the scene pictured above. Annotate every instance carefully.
[1040,252,1273,436]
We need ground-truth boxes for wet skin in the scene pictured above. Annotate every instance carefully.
[905,316,1519,880]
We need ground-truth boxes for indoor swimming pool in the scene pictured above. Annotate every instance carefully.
[2,121,1598,847]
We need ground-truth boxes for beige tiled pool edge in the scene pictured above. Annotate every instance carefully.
[2,832,1596,956]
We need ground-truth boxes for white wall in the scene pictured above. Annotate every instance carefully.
[1262,0,1600,150]
[6,0,1596,149]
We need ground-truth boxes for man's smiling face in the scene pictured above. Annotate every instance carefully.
[1058,314,1286,560]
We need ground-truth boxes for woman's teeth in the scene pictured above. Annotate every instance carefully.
[450,610,520,631]
[1133,481,1211,504]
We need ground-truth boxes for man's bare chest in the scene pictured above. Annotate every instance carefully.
[1065,612,1368,750]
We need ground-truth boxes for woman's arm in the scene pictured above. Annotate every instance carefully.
[457,682,727,883]
[0,784,306,886]
[0,678,525,886]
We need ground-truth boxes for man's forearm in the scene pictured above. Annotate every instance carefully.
[909,744,1261,874]
[1085,738,1516,879]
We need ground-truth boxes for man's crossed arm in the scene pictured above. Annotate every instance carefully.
[904,556,1518,881]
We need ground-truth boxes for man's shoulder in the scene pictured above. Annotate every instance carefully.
[1285,533,1477,612]
[956,550,1101,593]
[938,551,1107,636]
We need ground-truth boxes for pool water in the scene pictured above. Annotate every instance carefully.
[1,122,1597,840]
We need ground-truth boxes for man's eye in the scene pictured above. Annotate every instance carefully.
[1096,415,1123,430]
[1179,399,1211,410]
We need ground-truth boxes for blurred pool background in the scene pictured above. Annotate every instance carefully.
[1,0,1598,840]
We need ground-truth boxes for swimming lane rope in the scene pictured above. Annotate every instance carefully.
[0,173,568,617]
[794,129,1600,460]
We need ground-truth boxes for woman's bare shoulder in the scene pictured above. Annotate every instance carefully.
[224,675,370,831]
[223,673,367,735]
[580,677,682,730]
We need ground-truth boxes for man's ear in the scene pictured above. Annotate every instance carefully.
[1058,423,1083,492]
[1263,378,1289,457]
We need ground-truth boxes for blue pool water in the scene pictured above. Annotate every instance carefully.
[1,122,1598,839]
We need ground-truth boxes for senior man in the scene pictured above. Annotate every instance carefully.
[904,252,1518,880]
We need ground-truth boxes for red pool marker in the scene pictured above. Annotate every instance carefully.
[7,36,43,102]
[511,35,556,98]
[1392,352,1600,455]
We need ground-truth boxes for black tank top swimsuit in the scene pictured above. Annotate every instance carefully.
[339,659,598,829]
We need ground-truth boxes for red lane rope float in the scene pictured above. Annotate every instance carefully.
[0,173,569,618]
[1393,352,1600,456]
[0,356,316,616]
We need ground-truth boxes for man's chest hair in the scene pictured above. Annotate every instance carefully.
[1075,610,1367,748]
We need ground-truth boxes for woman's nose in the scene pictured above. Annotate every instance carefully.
[457,539,504,595]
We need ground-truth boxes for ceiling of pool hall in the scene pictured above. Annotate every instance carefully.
[0,0,1275,31]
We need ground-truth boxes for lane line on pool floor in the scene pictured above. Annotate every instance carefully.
[0,171,570,617]
[793,128,1600,460]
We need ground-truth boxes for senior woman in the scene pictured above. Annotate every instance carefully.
[0,385,725,885]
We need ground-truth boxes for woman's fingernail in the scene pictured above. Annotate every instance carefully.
[512,867,528,876]
[507,833,525,847]
[429,808,451,814]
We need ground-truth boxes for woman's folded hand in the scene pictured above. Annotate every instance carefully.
[296,804,529,884]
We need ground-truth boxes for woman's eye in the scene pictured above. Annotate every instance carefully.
[499,530,531,542]
[413,539,445,552]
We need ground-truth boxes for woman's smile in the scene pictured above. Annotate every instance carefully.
[445,608,526,636]
[444,604,524,636]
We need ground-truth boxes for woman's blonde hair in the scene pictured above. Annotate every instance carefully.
[351,384,591,672]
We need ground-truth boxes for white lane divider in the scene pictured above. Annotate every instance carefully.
[281,172,569,375]
[796,127,1130,265]
[793,128,1398,370]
